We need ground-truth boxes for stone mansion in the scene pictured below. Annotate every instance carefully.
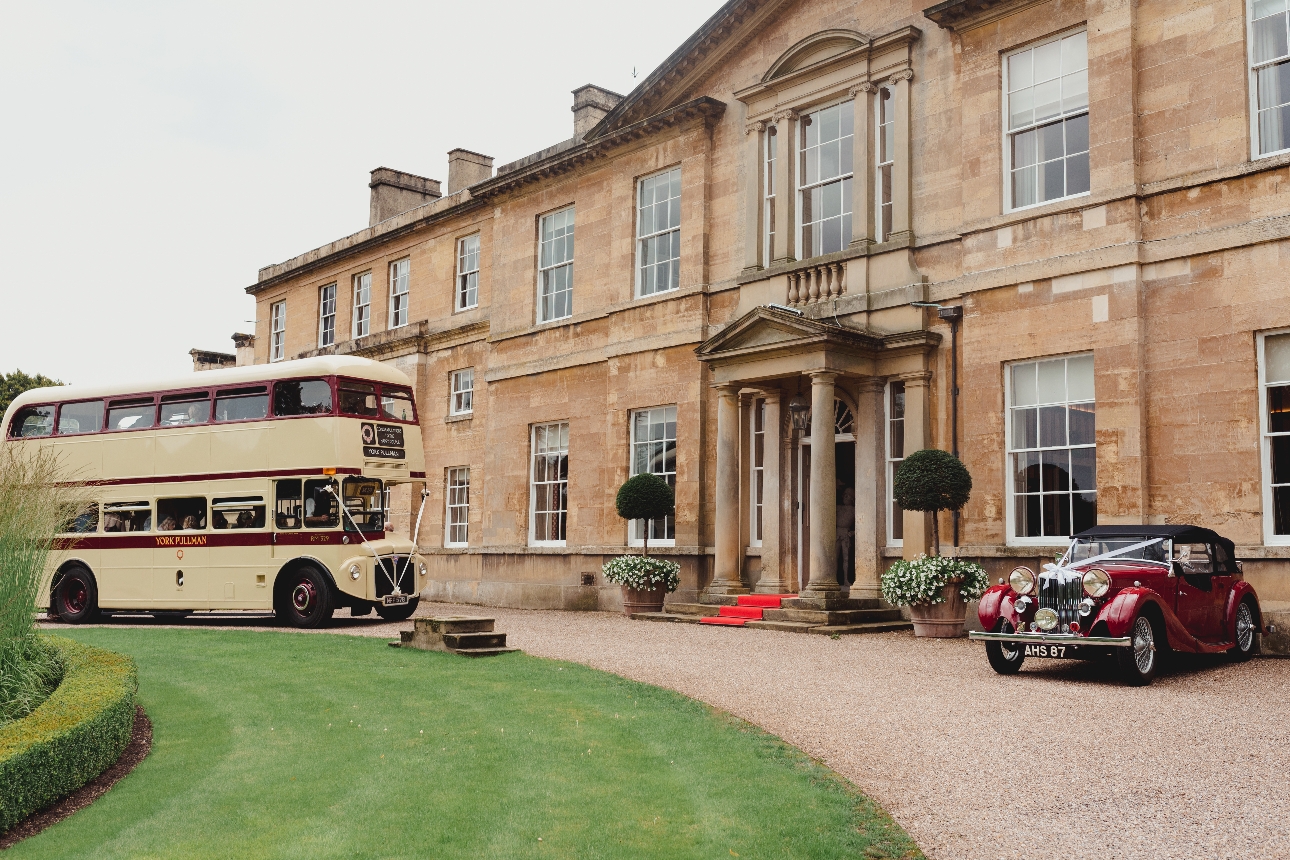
[242,0,1290,610]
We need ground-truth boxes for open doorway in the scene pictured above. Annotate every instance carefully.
[795,399,857,592]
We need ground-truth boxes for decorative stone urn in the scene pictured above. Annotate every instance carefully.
[908,581,968,638]
[620,585,666,616]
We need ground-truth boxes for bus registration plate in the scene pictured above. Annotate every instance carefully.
[383,594,409,606]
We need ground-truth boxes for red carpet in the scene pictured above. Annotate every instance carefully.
[698,594,797,626]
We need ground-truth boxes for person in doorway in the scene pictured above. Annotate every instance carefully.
[836,487,855,586]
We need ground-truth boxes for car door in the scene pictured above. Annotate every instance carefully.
[1173,542,1221,642]
[1208,542,1238,643]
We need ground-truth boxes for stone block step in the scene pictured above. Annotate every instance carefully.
[629,612,702,624]
[807,622,913,635]
[699,616,748,626]
[444,632,508,650]
[698,594,741,606]
[762,607,904,625]
[743,620,818,633]
[663,603,709,616]
[429,616,495,634]
[780,597,880,611]
[453,646,521,658]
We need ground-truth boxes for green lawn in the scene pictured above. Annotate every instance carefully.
[9,629,921,859]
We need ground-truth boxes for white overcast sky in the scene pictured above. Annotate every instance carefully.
[0,0,722,387]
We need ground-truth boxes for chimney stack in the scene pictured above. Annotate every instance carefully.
[368,167,442,226]
[447,149,494,195]
[572,84,623,141]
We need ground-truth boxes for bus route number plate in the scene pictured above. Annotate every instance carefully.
[383,594,409,606]
[361,423,405,460]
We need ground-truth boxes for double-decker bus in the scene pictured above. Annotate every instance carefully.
[3,356,427,628]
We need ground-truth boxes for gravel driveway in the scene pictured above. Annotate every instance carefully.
[55,604,1290,860]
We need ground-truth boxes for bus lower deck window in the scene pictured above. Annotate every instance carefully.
[62,503,100,534]
[9,405,54,438]
[304,480,339,528]
[343,478,385,531]
[103,503,151,532]
[213,497,266,529]
[158,497,207,531]
[276,480,303,529]
[161,393,212,425]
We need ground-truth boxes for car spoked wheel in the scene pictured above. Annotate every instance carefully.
[1229,601,1258,662]
[985,620,1025,675]
[55,566,101,624]
[277,566,335,629]
[1116,614,1159,686]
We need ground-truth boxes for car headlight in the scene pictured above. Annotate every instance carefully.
[1009,566,1036,596]
[1034,607,1059,631]
[1013,595,1033,615]
[419,562,427,577]
[1082,568,1111,598]
[349,564,361,581]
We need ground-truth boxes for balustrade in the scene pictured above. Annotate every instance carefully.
[785,261,847,306]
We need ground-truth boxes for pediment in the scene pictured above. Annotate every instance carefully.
[696,306,883,360]
[724,319,811,350]
[763,30,868,82]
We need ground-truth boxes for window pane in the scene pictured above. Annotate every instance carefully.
[1267,334,1290,383]
[1066,354,1094,399]
[1009,50,1033,91]
[1009,87,1034,130]
[1066,152,1091,196]
[1069,402,1096,445]
[1273,434,1290,484]
[1275,485,1290,535]
[107,400,155,430]
[1073,492,1097,534]
[339,383,379,417]
[1070,446,1096,493]
[1012,128,1038,167]
[1012,165,1037,208]
[303,479,339,528]
[1012,362,1038,406]
[1036,359,1066,403]
[1042,449,1070,492]
[1013,407,1038,450]
[214,389,269,422]
[160,397,211,426]
[1033,78,1062,123]
[1041,157,1065,202]
[1061,31,1088,73]
[1017,493,1042,537]
[274,379,332,417]
[1015,451,1041,493]
[342,478,385,532]
[381,390,415,422]
[158,497,207,531]
[1042,493,1071,536]
[57,401,102,435]
[1255,13,1290,64]
[64,503,99,534]
[103,503,151,532]
[1062,69,1089,113]
[1039,405,1068,448]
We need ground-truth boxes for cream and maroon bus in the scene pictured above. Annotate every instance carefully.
[3,356,428,628]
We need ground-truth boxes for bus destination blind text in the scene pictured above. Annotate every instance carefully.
[361,423,405,460]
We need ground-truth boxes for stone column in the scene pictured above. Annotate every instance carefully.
[901,372,933,560]
[743,121,766,272]
[803,371,841,598]
[852,380,883,602]
[709,384,747,595]
[754,390,786,594]
[771,110,797,264]
[850,83,877,250]
[891,70,914,241]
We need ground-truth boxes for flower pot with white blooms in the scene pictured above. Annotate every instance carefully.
[603,473,680,615]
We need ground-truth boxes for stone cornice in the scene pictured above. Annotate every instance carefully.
[922,0,1051,32]
[298,318,491,362]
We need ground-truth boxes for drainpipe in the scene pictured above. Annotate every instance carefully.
[936,305,963,547]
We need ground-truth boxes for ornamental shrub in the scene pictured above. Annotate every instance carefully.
[0,636,138,832]
[880,555,989,607]
[892,448,972,556]
[614,473,675,556]
[601,556,681,593]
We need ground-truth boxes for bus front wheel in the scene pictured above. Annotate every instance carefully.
[277,567,335,629]
[54,566,101,624]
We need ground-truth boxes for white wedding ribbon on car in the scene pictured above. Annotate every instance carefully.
[1043,537,1165,578]
[326,484,398,594]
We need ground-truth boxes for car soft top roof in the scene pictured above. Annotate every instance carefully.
[1072,525,1236,559]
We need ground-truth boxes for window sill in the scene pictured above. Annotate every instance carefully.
[1004,191,1091,219]
[445,412,473,424]
[629,541,677,549]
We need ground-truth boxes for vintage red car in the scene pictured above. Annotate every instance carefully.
[969,525,1268,685]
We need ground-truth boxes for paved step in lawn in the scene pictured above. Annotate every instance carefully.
[633,594,912,635]
[395,616,520,657]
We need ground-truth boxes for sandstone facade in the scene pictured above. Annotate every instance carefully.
[246,0,1290,610]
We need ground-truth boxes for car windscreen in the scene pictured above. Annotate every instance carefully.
[1067,537,1168,565]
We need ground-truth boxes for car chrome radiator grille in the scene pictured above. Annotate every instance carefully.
[1038,569,1083,627]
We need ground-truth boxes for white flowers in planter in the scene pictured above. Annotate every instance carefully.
[601,556,681,592]
[880,554,989,607]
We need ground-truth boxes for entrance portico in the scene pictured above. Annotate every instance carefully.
[696,306,940,607]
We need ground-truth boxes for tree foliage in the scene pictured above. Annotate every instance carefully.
[0,370,63,420]
[614,473,675,556]
[893,448,972,556]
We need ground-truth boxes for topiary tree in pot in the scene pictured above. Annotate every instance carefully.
[603,473,681,616]
[883,449,987,637]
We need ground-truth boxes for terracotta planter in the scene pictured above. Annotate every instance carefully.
[908,582,968,638]
[621,585,666,616]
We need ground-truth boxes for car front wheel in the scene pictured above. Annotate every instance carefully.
[1116,614,1160,686]
[985,620,1025,675]
[1229,600,1258,662]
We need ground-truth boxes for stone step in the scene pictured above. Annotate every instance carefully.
[807,621,913,636]
[428,616,495,634]
[663,603,708,616]
[453,646,521,658]
[698,594,741,606]
[629,612,703,624]
[743,620,818,633]
[444,632,508,650]
[762,607,903,625]
[780,596,880,611]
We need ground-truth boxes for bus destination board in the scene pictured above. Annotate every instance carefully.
[361,423,405,460]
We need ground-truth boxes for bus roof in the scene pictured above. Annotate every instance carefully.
[6,356,413,412]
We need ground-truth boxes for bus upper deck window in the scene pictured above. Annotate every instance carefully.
[212,497,266,529]
[304,479,339,528]
[275,480,302,529]
[57,401,103,435]
[380,387,415,422]
[103,502,151,532]
[62,503,100,534]
[158,497,207,531]
[274,379,333,417]
[338,381,379,417]
[215,387,269,422]
[107,398,155,431]
[161,393,212,425]
[8,405,53,438]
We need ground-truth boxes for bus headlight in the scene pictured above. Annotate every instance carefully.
[419,563,427,577]
[1082,568,1111,598]
[349,564,361,580]
[1009,566,1036,596]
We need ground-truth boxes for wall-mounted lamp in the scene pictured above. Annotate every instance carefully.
[788,393,811,433]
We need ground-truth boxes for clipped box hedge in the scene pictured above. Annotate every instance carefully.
[0,636,138,833]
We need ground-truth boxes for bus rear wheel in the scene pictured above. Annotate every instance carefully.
[277,567,335,629]
[54,566,101,624]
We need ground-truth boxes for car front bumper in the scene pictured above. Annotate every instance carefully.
[968,631,1133,648]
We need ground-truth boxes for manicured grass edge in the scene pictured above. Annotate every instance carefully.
[0,636,138,832]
